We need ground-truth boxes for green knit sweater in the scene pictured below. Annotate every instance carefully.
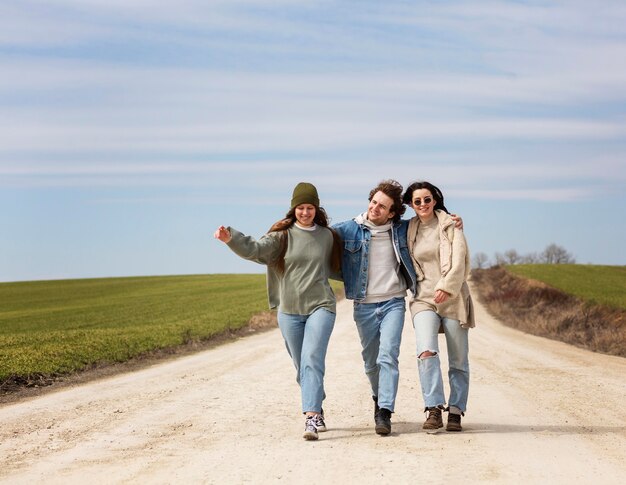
[226,224,336,315]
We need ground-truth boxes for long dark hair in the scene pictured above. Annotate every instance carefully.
[267,206,342,275]
[402,181,450,214]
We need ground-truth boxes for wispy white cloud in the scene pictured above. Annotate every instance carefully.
[1,118,623,153]
[449,187,596,202]
[2,60,625,123]
[1,1,625,201]
[2,154,624,204]
[0,0,329,48]
[2,1,625,280]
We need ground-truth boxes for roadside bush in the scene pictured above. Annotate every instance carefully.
[471,267,626,357]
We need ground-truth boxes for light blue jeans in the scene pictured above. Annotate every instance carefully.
[353,297,405,412]
[277,308,335,414]
[413,310,470,414]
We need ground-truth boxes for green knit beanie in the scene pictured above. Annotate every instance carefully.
[290,182,320,209]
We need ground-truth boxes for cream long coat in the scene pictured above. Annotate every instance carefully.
[407,210,475,328]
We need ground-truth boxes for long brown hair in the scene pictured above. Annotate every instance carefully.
[268,206,342,275]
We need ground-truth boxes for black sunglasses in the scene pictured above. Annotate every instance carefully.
[412,196,433,205]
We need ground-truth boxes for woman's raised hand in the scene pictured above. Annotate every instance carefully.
[214,225,232,243]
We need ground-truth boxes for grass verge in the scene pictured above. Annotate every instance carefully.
[505,264,626,309]
[1,274,345,398]
[0,274,275,393]
[471,266,626,357]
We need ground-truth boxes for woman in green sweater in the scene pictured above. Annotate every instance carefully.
[403,181,475,433]
[214,182,341,441]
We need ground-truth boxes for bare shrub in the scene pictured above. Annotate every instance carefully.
[520,252,541,263]
[471,267,626,357]
[472,252,489,269]
[494,252,507,266]
[503,249,521,265]
[541,243,576,264]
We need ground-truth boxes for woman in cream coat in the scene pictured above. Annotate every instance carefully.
[403,181,475,433]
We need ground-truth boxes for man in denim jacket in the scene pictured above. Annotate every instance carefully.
[332,180,417,435]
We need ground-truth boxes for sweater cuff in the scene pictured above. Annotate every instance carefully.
[435,280,458,299]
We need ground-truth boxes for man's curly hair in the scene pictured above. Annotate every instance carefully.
[368,179,405,223]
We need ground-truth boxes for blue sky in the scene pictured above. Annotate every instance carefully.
[1,0,625,282]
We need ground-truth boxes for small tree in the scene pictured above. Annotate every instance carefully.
[521,251,541,264]
[472,252,489,269]
[504,249,521,265]
[541,243,575,264]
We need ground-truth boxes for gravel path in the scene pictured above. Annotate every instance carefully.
[1,288,625,484]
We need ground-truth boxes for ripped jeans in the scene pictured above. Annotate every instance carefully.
[412,310,469,414]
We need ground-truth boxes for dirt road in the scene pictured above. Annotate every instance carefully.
[1,290,625,484]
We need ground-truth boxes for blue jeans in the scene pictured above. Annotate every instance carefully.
[353,297,405,412]
[412,310,470,414]
[277,308,335,413]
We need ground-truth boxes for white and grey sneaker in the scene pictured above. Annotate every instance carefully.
[303,415,319,440]
[314,413,327,432]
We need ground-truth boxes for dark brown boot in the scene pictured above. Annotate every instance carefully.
[422,407,443,430]
[446,412,462,432]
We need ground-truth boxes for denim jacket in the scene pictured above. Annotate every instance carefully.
[332,217,417,301]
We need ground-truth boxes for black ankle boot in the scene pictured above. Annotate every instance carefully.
[375,407,392,435]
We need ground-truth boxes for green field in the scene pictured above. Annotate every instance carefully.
[505,264,626,309]
[0,274,273,381]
